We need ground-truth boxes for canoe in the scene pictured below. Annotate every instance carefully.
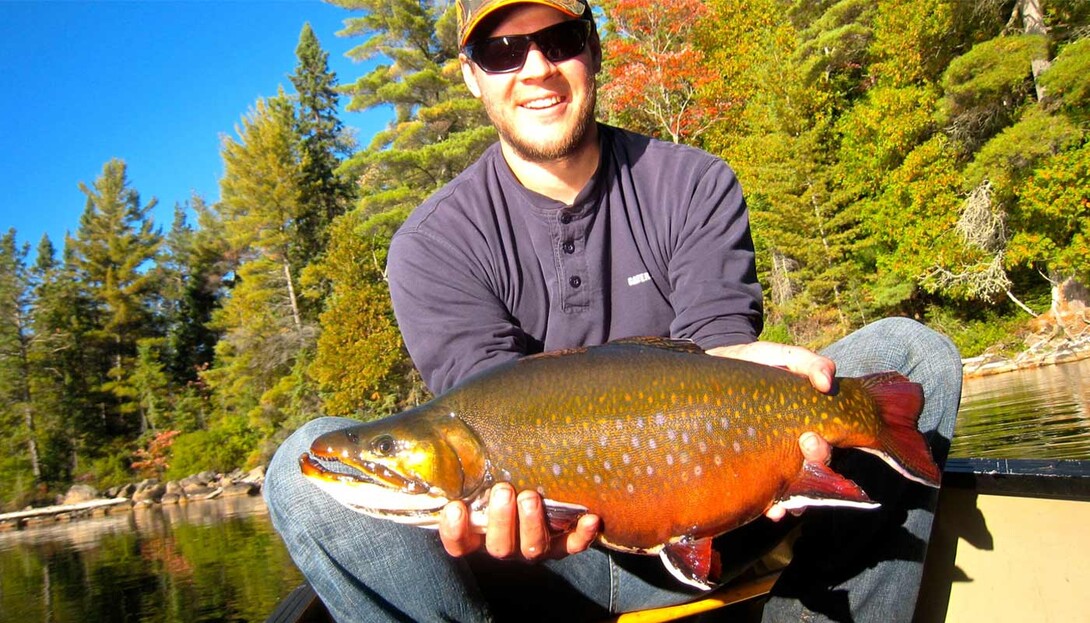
[266,459,1090,623]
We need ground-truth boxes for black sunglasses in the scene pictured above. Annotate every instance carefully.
[463,19,593,74]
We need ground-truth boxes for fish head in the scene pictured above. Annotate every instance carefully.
[300,408,489,526]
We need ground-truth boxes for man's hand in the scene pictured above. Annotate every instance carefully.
[438,482,600,561]
[706,341,835,521]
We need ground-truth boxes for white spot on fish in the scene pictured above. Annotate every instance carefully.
[599,435,608,447]
[577,464,585,474]
[586,446,595,459]
[622,453,631,465]
[636,418,645,429]
[682,432,690,444]
[646,465,654,476]
[720,418,730,430]
[649,438,658,450]
[631,436,640,448]
[733,441,742,453]
[694,465,703,477]
[667,430,677,441]
[615,419,624,430]
[654,413,666,426]
[706,422,713,433]
[698,441,708,453]
[552,463,562,476]
[627,483,635,493]
[747,426,757,438]
[603,460,612,470]
[594,474,602,484]
[666,454,675,466]
[714,455,723,466]
[525,454,534,467]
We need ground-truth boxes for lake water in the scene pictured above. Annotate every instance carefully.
[951,358,1090,460]
[1,358,1087,622]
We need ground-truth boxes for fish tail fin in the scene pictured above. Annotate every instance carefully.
[859,372,942,488]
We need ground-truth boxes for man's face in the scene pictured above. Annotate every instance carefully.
[460,4,600,164]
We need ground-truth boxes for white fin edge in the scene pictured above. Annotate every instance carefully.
[856,447,940,488]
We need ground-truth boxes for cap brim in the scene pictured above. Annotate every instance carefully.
[461,0,584,46]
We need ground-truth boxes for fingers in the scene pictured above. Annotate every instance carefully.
[551,513,600,558]
[439,500,481,557]
[484,483,519,559]
[707,341,836,393]
[764,432,834,522]
[799,431,832,465]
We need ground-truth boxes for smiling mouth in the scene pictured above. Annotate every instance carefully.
[523,95,564,110]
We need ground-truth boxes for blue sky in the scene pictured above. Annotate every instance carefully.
[0,0,392,255]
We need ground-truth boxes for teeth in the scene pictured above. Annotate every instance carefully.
[524,96,562,109]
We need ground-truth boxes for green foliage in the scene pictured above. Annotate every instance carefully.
[923,304,1026,359]
[164,416,261,480]
[1040,37,1090,117]
[939,34,1049,150]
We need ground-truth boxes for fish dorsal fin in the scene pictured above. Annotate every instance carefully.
[608,336,705,354]
[777,461,880,515]
[659,537,720,590]
[519,337,704,363]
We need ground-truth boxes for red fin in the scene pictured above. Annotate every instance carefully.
[859,372,941,487]
[660,537,720,589]
[542,500,589,534]
[779,461,878,514]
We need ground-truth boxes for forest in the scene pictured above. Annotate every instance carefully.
[1,0,1087,510]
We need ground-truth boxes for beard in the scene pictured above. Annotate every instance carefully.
[483,75,598,163]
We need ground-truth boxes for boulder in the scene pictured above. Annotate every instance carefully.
[63,484,99,505]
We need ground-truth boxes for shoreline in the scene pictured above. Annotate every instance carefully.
[961,337,1090,379]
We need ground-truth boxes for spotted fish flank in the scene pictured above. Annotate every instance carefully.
[300,337,941,589]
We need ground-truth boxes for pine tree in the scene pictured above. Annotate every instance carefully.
[289,23,354,282]
[0,230,41,503]
[70,159,163,437]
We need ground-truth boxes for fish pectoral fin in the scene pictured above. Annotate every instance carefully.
[778,461,880,515]
[542,499,590,534]
[659,538,720,590]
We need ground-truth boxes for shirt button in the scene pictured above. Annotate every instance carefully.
[560,213,573,224]
[562,241,575,254]
[569,276,582,288]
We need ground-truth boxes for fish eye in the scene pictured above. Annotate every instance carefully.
[371,435,396,456]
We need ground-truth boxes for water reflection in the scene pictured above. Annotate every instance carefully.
[952,358,1090,460]
[0,496,304,623]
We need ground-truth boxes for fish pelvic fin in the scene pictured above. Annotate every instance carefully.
[859,372,942,487]
[778,461,880,515]
[660,537,720,590]
[542,499,590,534]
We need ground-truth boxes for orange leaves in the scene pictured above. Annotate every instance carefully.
[599,0,727,143]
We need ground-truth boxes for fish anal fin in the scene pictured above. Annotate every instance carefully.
[660,537,720,590]
[778,461,880,514]
[542,499,590,534]
[857,372,942,487]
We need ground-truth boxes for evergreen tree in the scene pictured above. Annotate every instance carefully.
[0,230,41,504]
[209,93,319,439]
[309,0,494,418]
[70,159,164,437]
[289,23,354,283]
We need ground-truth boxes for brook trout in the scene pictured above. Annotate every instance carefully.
[300,337,940,588]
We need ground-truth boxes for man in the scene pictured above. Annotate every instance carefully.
[264,0,961,620]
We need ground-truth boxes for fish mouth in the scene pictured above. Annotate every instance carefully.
[299,453,450,525]
[301,451,430,494]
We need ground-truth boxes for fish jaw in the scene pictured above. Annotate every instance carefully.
[300,452,453,526]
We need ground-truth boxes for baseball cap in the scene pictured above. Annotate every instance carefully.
[456,0,591,47]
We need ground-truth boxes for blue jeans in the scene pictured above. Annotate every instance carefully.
[265,318,961,622]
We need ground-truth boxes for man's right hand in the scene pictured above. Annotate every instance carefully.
[438,483,600,561]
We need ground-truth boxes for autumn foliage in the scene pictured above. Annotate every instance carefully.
[599,0,732,144]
